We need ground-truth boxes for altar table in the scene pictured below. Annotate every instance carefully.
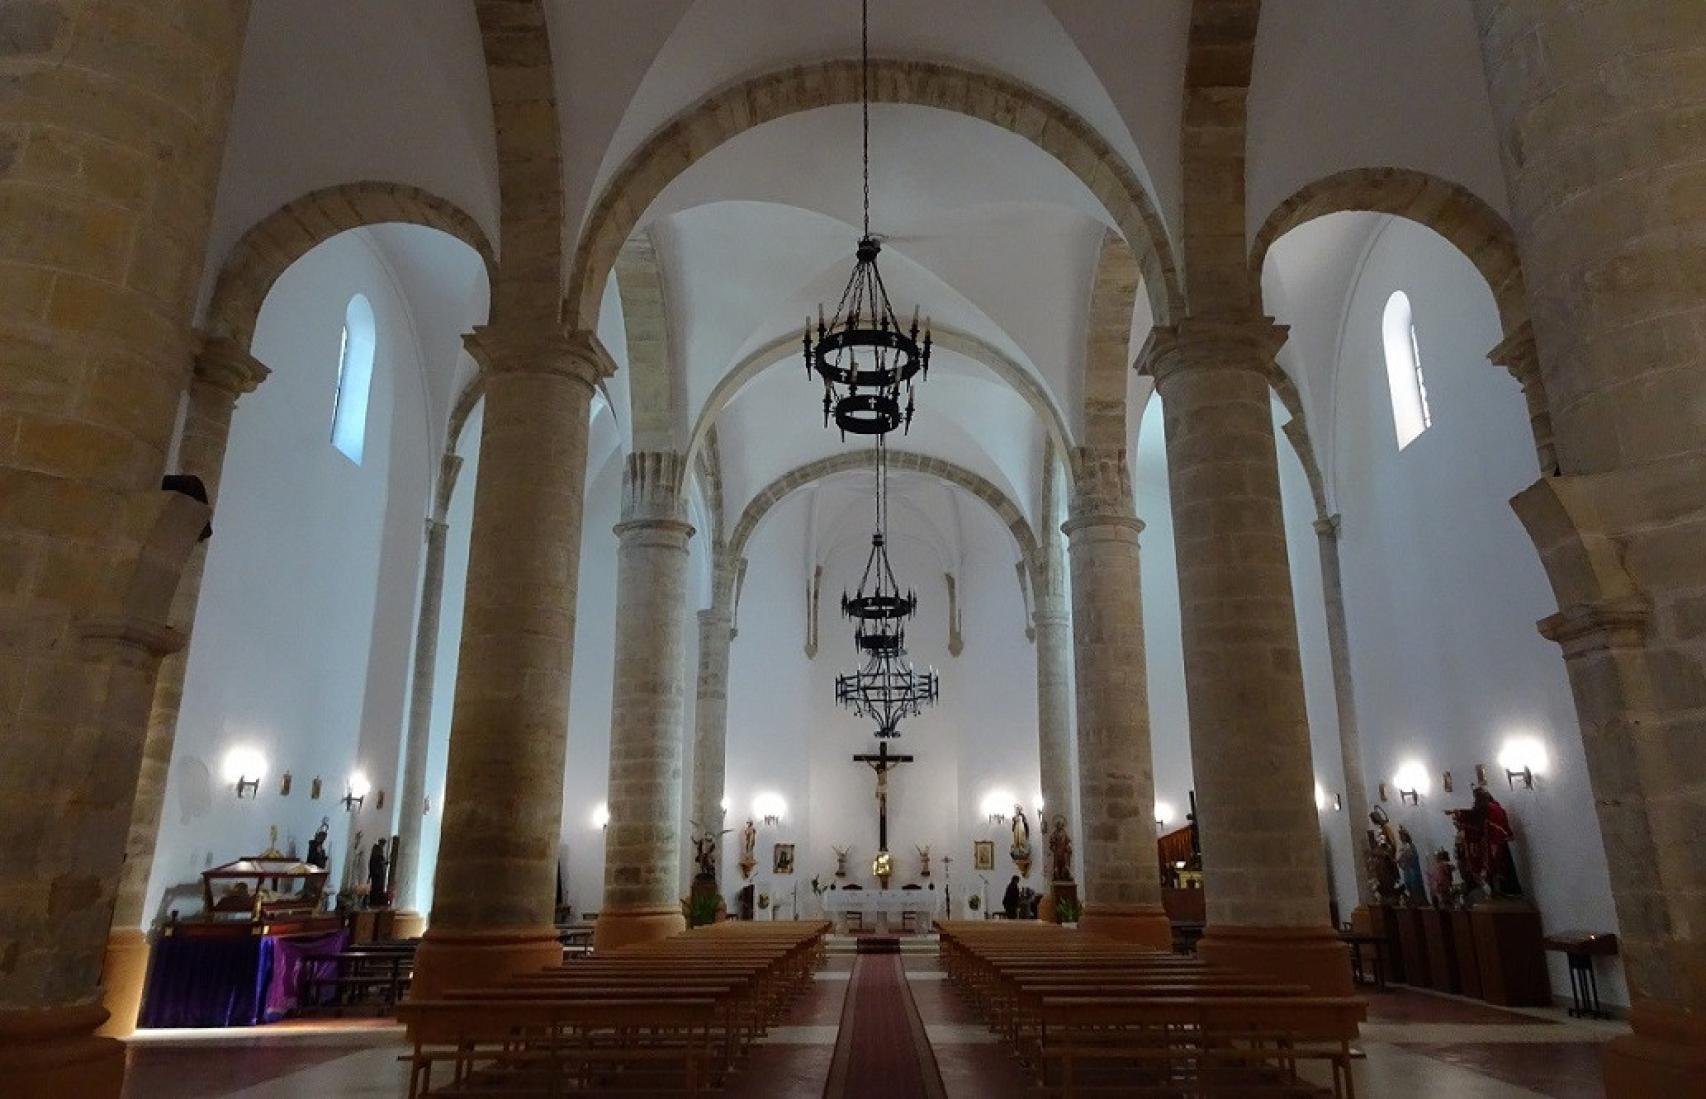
[822,888,939,933]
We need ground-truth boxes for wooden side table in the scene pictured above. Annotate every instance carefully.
[1543,930,1618,1019]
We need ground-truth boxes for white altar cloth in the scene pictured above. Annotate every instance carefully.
[822,888,938,932]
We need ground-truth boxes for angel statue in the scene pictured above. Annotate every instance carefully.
[688,824,728,883]
[916,844,932,878]
[832,845,850,878]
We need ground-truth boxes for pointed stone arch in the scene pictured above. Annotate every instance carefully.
[205,181,497,349]
[568,58,1184,335]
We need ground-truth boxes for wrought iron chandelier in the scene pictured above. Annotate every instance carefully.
[833,440,940,738]
[804,0,930,439]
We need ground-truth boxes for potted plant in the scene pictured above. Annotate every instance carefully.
[688,891,720,928]
[1054,896,1081,927]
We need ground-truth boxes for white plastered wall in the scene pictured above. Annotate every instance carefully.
[147,231,433,919]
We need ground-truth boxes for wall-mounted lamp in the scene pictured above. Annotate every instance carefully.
[592,802,610,830]
[1497,735,1549,790]
[1333,793,1343,812]
[342,770,371,813]
[979,790,1014,826]
[1154,800,1176,828]
[753,791,787,827]
[719,796,730,813]
[1392,760,1430,807]
[221,746,267,800]
[1314,782,1328,813]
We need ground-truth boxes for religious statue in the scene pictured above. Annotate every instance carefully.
[1395,826,1427,904]
[872,850,893,890]
[833,845,850,878]
[1048,815,1074,882]
[738,819,758,881]
[916,844,931,878]
[1446,787,1522,901]
[691,830,719,882]
[367,838,388,908]
[1427,849,1456,908]
[1365,826,1402,903]
[304,817,330,869]
[1009,804,1033,877]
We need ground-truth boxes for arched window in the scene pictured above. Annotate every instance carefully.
[330,293,375,463]
[1382,291,1432,450]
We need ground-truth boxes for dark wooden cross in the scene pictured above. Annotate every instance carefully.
[853,741,914,851]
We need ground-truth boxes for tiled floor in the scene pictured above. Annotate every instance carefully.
[121,956,1627,1098]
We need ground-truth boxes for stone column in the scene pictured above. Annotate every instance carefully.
[688,557,735,881]
[1472,5,1706,1089]
[390,450,463,938]
[1313,515,1374,914]
[410,330,609,998]
[0,3,250,1092]
[596,452,695,950]
[1141,318,1350,994]
[100,339,269,1036]
[1033,442,1076,854]
[1061,447,1171,946]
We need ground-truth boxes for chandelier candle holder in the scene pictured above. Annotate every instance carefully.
[804,0,930,439]
[833,442,940,738]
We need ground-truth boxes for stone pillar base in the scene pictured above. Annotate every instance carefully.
[0,1003,123,1099]
[1198,925,1355,998]
[1603,1003,1706,1097]
[390,911,427,940]
[408,927,561,1002]
[95,928,151,1038]
[1078,903,1173,949]
[593,905,686,952]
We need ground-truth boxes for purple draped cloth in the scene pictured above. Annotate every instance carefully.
[138,929,349,1028]
[263,929,348,1022]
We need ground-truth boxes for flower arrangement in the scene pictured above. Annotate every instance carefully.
[1054,896,1082,924]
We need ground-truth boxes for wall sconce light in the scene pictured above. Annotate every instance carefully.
[1154,800,1176,828]
[753,791,787,827]
[279,772,293,797]
[719,796,730,813]
[1392,760,1430,807]
[1498,735,1549,790]
[341,770,371,813]
[1333,793,1343,812]
[979,790,1013,826]
[221,746,266,800]
[1314,782,1328,813]
[592,802,609,830]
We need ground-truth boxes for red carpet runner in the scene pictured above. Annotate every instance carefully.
[823,954,946,1099]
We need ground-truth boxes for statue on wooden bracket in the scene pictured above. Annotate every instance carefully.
[1010,805,1032,878]
[738,819,758,881]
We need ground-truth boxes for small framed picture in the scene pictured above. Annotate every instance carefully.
[1474,763,1489,787]
[973,840,995,871]
[772,843,795,875]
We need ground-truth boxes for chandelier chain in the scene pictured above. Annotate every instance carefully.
[861,0,870,240]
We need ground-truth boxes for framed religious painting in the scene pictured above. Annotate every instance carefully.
[973,840,995,871]
[772,843,795,875]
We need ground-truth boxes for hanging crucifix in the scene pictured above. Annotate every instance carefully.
[853,740,914,852]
